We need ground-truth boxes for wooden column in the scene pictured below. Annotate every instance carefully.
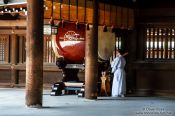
[137,25,145,60]
[26,0,44,107]
[85,0,99,99]
[11,34,19,86]
[4,36,10,63]
[19,35,25,63]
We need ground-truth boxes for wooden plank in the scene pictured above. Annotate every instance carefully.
[121,7,128,29]
[0,29,26,34]
[44,0,52,19]
[148,28,151,59]
[128,8,134,29]
[78,0,85,23]
[19,36,23,63]
[99,3,104,25]
[70,0,77,21]
[157,28,160,59]
[156,28,159,59]
[152,28,155,59]
[86,0,93,24]
[11,35,19,85]
[0,20,26,27]
[116,6,122,28]
[53,2,60,19]
[111,5,116,27]
[61,0,69,20]
[10,35,18,64]
[0,64,11,70]
[105,4,110,26]
[161,29,164,59]
[165,28,168,59]
[173,29,175,59]
[4,35,10,63]
[169,29,172,59]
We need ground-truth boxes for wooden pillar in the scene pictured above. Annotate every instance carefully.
[126,30,137,94]
[19,35,24,63]
[137,25,145,60]
[85,0,99,99]
[4,36,10,63]
[26,0,44,107]
[11,34,19,86]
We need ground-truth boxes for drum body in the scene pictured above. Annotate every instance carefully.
[55,22,85,64]
[86,26,116,61]
[54,24,115,63]
[98,26,116,60]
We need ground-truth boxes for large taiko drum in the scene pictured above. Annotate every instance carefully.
[52,23,116,64]
[98,26,116,60]
[86,26,116,61]
[54,22,85,64]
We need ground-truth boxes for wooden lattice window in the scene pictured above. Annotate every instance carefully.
[146,27,175,60]
[0,38,5,62]
[19,35,26,63]
[116,36,122,50]
[43,36,57,63]
[0,35,9,63]
[110,36,122,62]
[18,35,57,64]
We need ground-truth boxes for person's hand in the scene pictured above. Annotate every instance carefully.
[122,52,128,57]
[113,51,119,57]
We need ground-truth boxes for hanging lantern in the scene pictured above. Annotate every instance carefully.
[62,20,64,28]
[49,17,54,26]
[76,20,80,29]
[103,3,107,32]
[86,23,90,30]
[103,24,107,32]
[111,25,115,33]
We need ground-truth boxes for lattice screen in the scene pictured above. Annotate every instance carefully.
[43,36,57,63]
[110,36,122,63]
[0,38,5,62]
[0,35,8,63]
[146,27,175,60]
[116,36,122,51]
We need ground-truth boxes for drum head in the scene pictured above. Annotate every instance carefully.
[98,26,115,60]
[56,22,85,63]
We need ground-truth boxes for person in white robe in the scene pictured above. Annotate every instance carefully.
[111,50,126,97]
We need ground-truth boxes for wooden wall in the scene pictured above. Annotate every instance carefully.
[127,7,175,97]
[0,64,85,88]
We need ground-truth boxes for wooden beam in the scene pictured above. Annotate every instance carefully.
[0,20,26,27]
[0,29,26,34]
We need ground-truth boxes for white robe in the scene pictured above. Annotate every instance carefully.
[111,55,126,97]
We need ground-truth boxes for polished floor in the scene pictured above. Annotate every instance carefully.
[0,88,175,116]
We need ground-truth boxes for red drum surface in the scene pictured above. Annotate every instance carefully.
[56,22,85,63]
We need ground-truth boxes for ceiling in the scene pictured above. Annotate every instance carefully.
[0,0,175,20]
[0,0,174,8]
[135,0,175,8]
